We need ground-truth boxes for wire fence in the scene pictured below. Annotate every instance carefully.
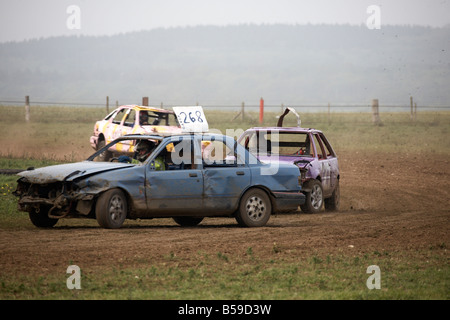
[1,97,449,114]
[0,99,104,107]
[1,97,449,130]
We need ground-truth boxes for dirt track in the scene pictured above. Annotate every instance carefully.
[1,152,449,275]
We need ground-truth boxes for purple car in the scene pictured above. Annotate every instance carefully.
[237,108,340,213]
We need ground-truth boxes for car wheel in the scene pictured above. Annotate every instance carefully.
[29,206,58,228]
[173,217,204,226]
[325,179,340,211]
[96,138,112,161]
[236,188,272,227]
[300,179,324,214]
[96,189,127,229]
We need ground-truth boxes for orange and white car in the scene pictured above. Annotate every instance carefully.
[89,105,181,159]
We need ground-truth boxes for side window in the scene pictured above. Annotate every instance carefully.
[158,139,197,170]
[202,139,236,167]
[150,112,164,125]
[244,133,258,153]
[312,134,326,160]
[171,113,180,127]
[239,132,264,156]
[140,111,149,125]
[112,109,127,124]
[104,109,117,121]
[123,110,136,127]
[319,134,336,158]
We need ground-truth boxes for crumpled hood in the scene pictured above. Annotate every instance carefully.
[17,161,134,184]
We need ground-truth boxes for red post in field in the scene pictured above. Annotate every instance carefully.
[259,97,264,124]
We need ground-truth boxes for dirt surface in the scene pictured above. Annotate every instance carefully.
[1,152,449,276]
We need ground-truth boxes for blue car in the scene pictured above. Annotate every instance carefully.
[14,133,305,228]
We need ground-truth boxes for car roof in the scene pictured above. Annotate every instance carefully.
[245,127,323,134]
[120,105,174,114]
[117,132,228,140]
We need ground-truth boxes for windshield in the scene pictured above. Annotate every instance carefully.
[88,137,164,162]
[241,131,313,157]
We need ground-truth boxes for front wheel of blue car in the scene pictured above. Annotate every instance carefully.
[236,189,272,227]
[96,189,127,229]
[29,206,58,228]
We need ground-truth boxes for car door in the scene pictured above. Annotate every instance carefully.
[318,133,339,191]
[105,107,127,144]
[312,133,333,197]
[145,137,204,214]
[116,109,136,153]
[201,136,251,213]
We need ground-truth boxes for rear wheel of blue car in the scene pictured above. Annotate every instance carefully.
[96,189,127,229]
[301,179,324,214]
[236,189,272,227]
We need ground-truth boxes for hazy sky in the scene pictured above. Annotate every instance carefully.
[1,0,450,42]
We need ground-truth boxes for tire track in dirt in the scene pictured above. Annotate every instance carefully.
[1,152,449,276]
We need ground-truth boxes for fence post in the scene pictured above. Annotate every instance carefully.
[259,97,264,124]
[372,99,382,125]
[25,95,30,122]
[328,103,331,125]
[410,96,414,121]
[106,96,109,113]
[142,97,149,106]
[414,102,417,121]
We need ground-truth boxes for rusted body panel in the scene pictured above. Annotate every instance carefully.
[14,133,305,227]
[144,169,204,215]
[89,105,182,152]
[237,113,340,213]
[202,167,251,213]
[18,162,134,184]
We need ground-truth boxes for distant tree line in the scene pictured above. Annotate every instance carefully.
[0,24,449,106]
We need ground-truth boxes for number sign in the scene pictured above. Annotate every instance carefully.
[173,106,209,133]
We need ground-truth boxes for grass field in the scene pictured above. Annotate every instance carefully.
[0,105,448,162]
[0,105,449,300]
[1,247,446,300]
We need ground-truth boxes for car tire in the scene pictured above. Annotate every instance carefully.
[96,189,127,229]
[173,217,204,226]
[236,188,272,227]
[29,206,58,228]
[325,179,340,211]
[300,179,324,214]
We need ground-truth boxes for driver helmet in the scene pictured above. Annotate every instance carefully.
[139,111,149,125]
[135,139,156,162]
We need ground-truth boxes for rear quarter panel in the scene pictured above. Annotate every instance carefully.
[249,164,301,193]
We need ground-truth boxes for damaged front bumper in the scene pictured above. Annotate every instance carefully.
[14,179,97,219]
